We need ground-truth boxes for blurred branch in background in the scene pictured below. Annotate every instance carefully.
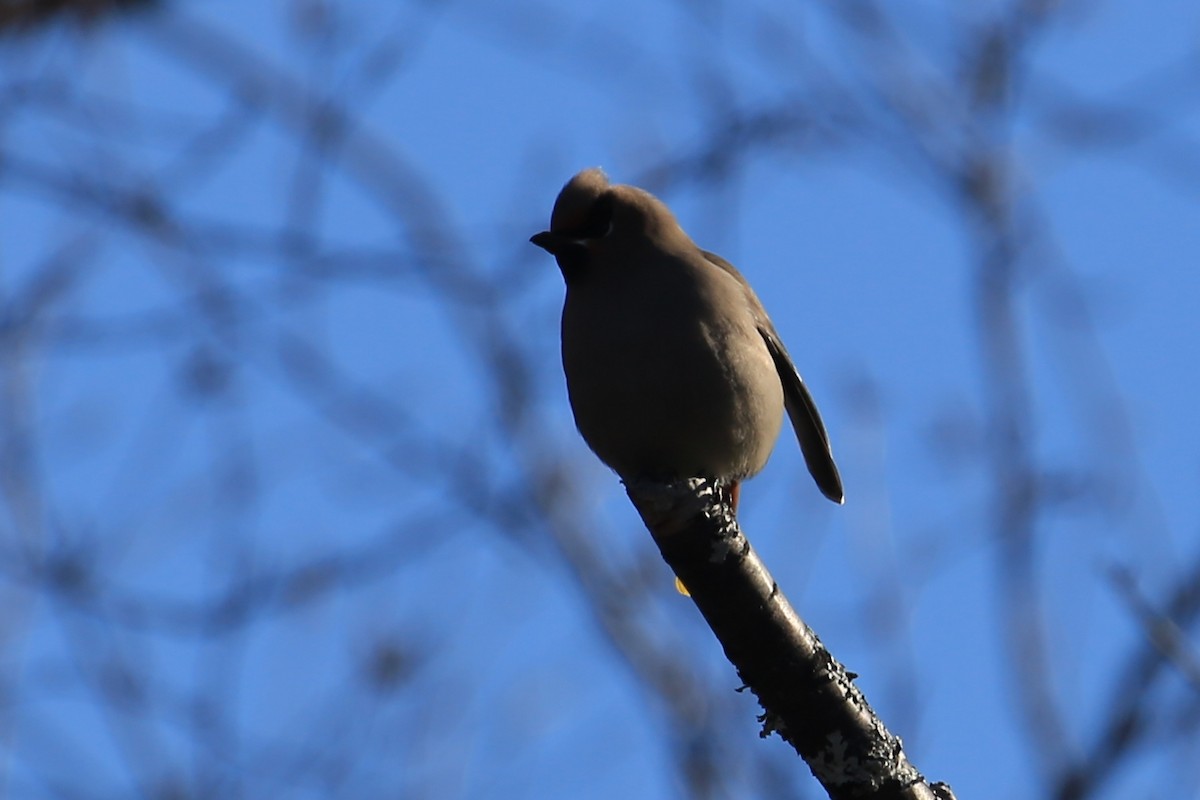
[0,0,1197,798]
[0,0,157,34]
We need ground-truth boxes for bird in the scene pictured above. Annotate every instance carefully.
[530,168,843,510]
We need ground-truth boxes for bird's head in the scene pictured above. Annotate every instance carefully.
[532,168,689,281]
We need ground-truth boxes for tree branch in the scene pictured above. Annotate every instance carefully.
[625,477,956,800]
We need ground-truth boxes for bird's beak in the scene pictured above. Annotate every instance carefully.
[530,231,574,255]
[531,230,591,283]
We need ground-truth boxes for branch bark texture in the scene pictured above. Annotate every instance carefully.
[625,478,956,800]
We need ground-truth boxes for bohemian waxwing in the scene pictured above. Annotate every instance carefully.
[530,168,843,507]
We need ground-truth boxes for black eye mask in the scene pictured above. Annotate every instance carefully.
[575,192,614,240]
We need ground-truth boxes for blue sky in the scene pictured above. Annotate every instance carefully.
[1,1,1199,798]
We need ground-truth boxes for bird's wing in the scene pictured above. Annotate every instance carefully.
[758,324,844,504]
[702,250,845,504]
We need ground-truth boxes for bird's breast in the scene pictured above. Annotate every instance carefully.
[560,271,784,481]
